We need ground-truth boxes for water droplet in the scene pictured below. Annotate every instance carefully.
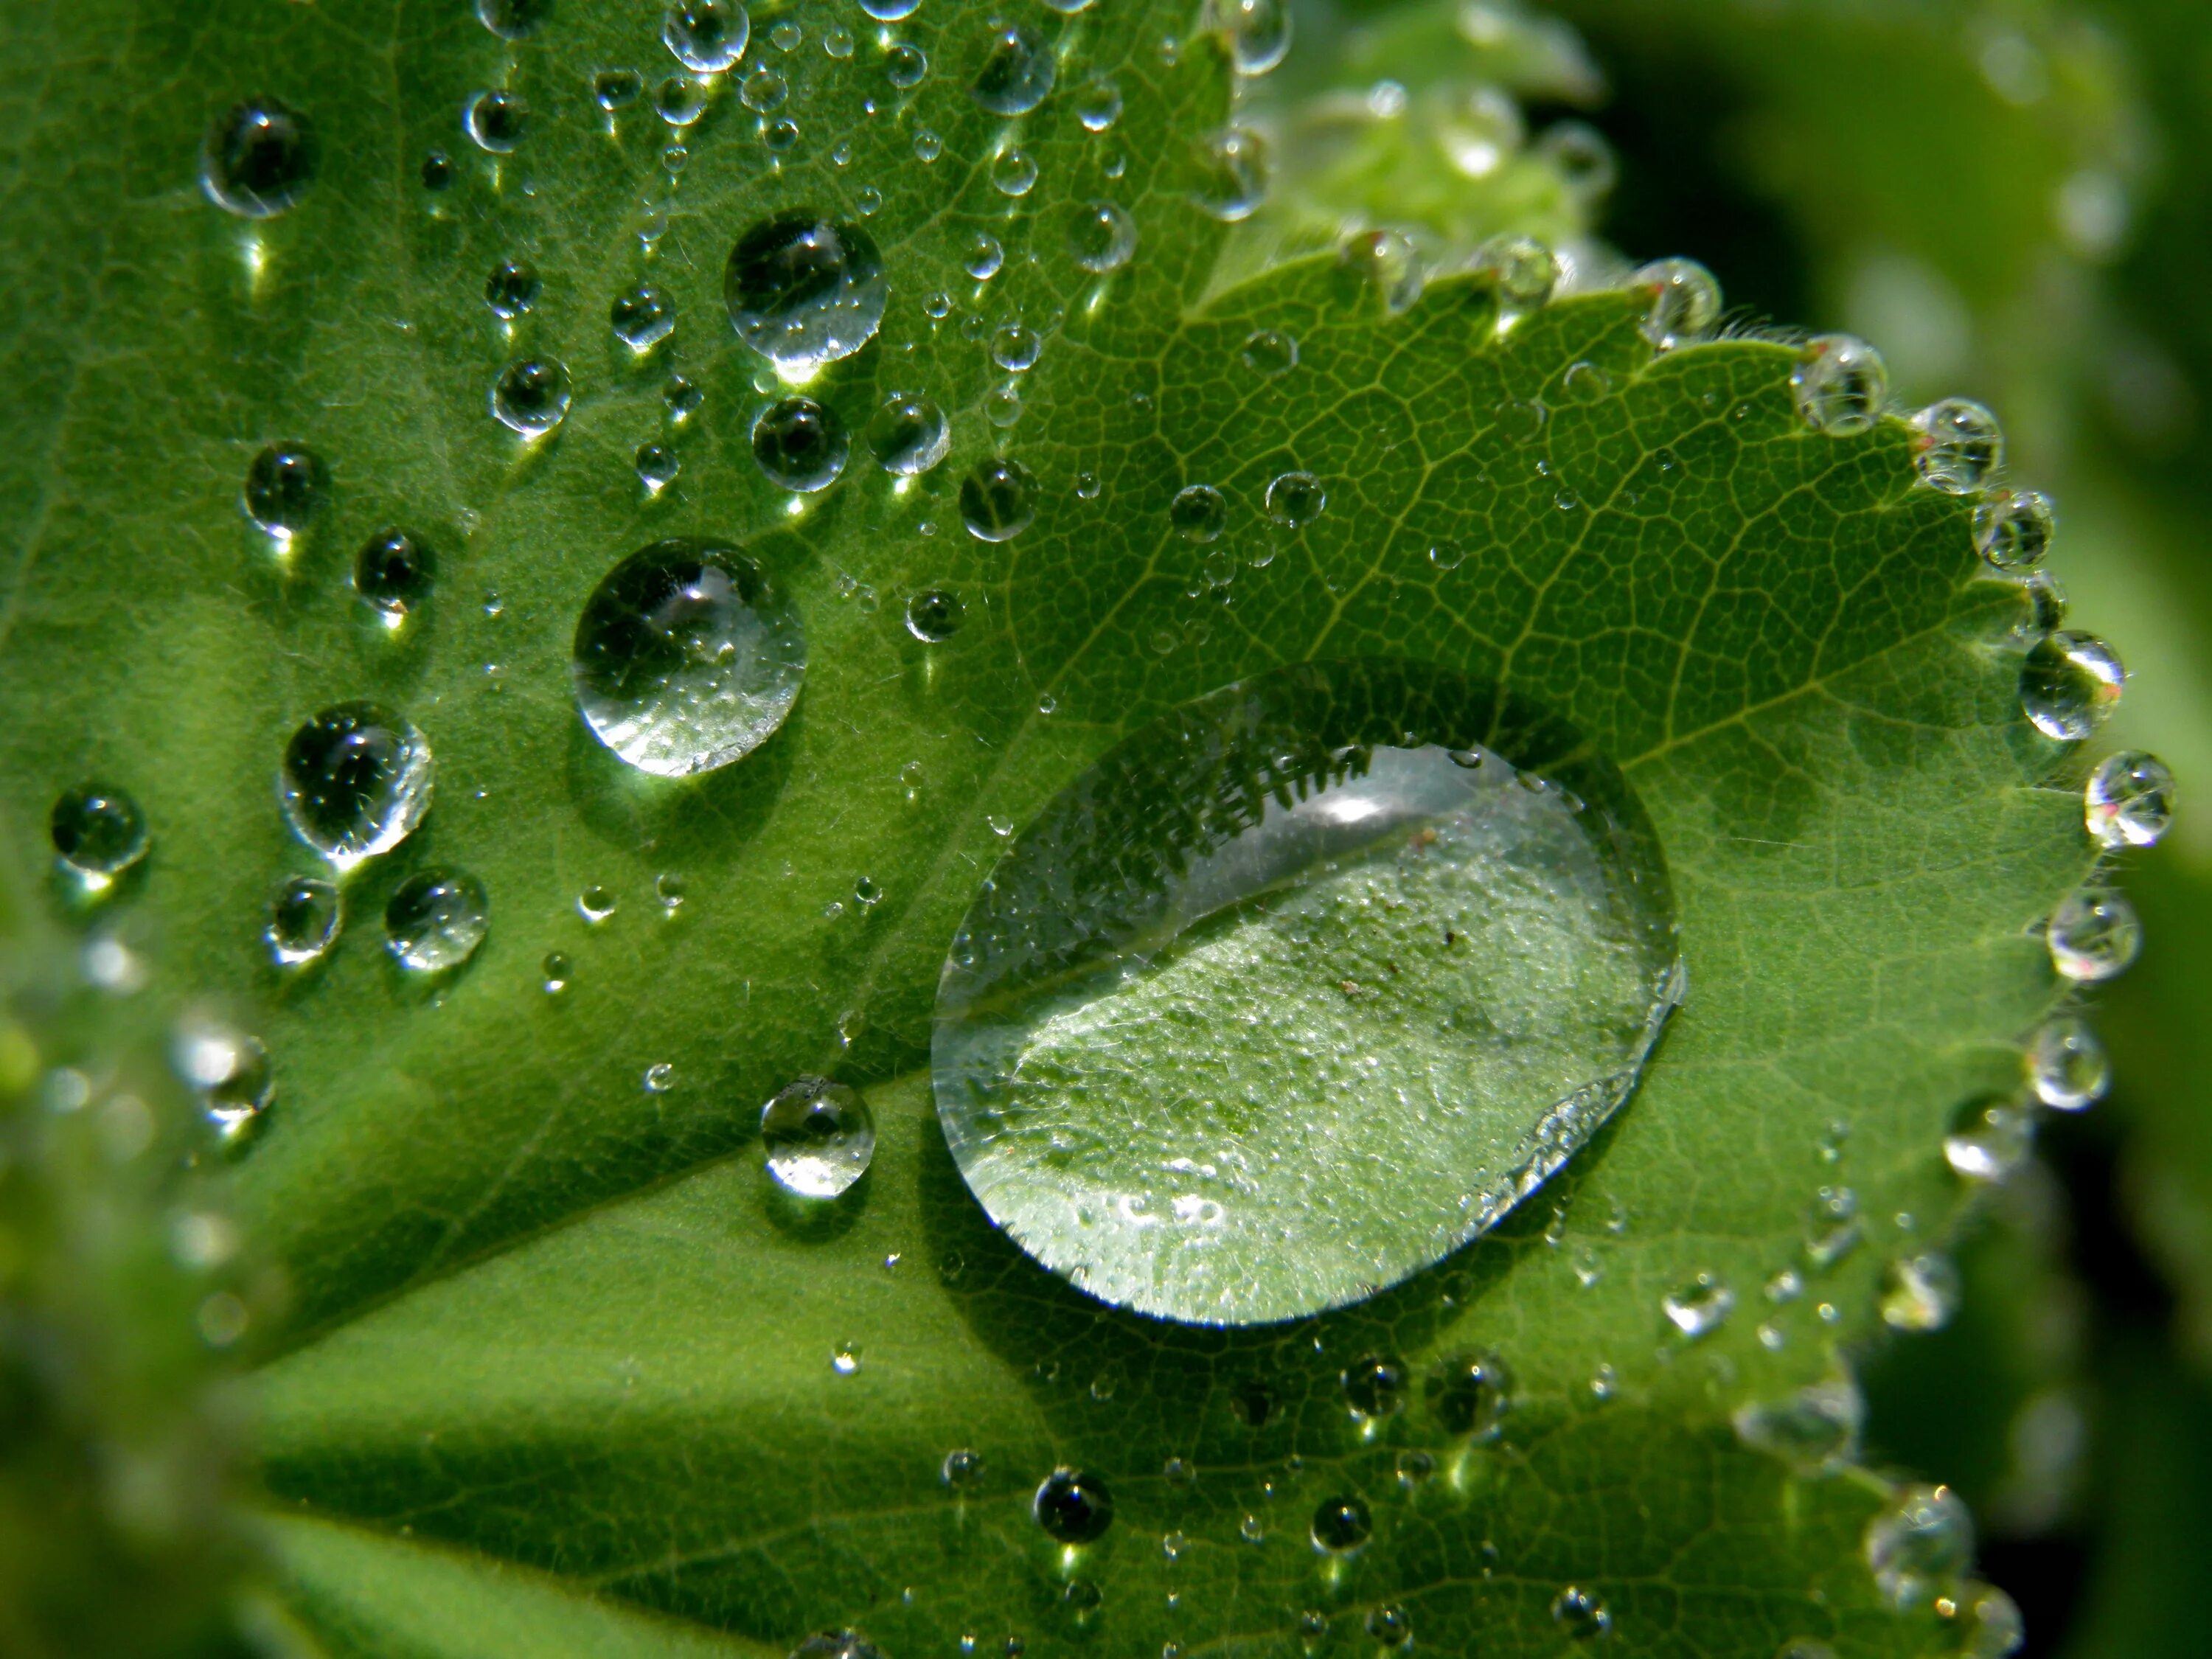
[1804,1185,1860,1269]
[465,89,529,153]
[476,0,549,35]
[991,147,1040,196]
[1069,200,1136,273]
[657,75,709,125]
[1394,1449,1436,1487]
[1791,335,1888,435]
[1662,1273,1734,1338]
[1475,233,1557,310]
[1864,1484,1973,1610]
[384,870,490,973]
[1549,1588,1611,1641]
[664,0,751,74]
[2026,1015,2108,1111]
[1192,126,1269,220]
[1422,539,1468,572]
[2084,749,2172,848]
[1972,489,2054,572]
[572,539,805,776]
[885,41,928,89]
[741,64,788,111]
[1343,229,1421,312]
[931,662,1681,1323]
[597,70,646,111]
[355,528,432,617]
[971,22,1054,115]
[790,1632,882,1659]
[959,457,1037,541]
[279,704,432,869]
[611,283,675,352]
[1363,1605,1411,1648]
[762,1077,875,1197]
[991,322,1042,374]
[1536,119,1616,198]
[966,232,1005,280]
[1077,78,1122,131]
[1210,0,1291,76]
[1633,257,1720,348]
[831,1341,860,1375]
[491,358,573,436]
[869,393,951,475]
[1955,1582,2025,1659]
[636,442,681,490]
[1241,329,1297,378]
[421,150,454,189]
[1265,470,1324,528]
[1034,1467,1113,1543]
[2048,887,2141,984]
[985,381,1023,427]
[1944,1096,2034,1182]
[542,951,571,992]
[1342,1353,1405,1418]
[265,876,341,966]
[1311,1495,1370,1553]
[201,99,315,218]
[943,1447,985,1488]
[1879,1253,1961,1332]
[914,129,943,162]
[243,442,328,539]
[641,1061,675,1093]
[726,215,887,374]
[825,26,855,58]
[752,396,849,492]
[175,1020,274,1141]
[1430,1351,1510,1437]
[575,886,616,925]
[1169,484,1227,542]
[2020,631,2124,740]
[665,373,705,422]
[1238,1512,1265,1543]
[905,588,964,642]
[484,259,541,319]
[1911,399,2005,494]
[50,784,147,881]
[768,18,801,50]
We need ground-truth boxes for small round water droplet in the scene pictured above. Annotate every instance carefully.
[1973,489,2055,572]
[2025,1015,2108,1111]
[1944,1096,2034,1181]
[960,457,1037,541]
[905,588,964,642]
[1633,257,1720,347]
[1791,335,1889,435]
[51,783,147,880]
[656,75,709,125]
[2048,887,2141,983]
[1548,1589,1610,1641]
[485,259,541,319]
[1310,1495,1370,1553]
[465,89,529,153]
[385,870,490,973]
[243,442,328,539]
[1034,1468,1114,1543]
[1265,470,1324,528]
[421,150,454,189]
[1537,120,1616,198]
[1192,126,1268,220]
[491,358,573,437]
[1211,0,1291,76]
[1429,1351,1509,1437]
[753,396,849,492]
[1077,78,1122,131]
[2085,749,2173,848]
[726,215,888,374]
[991,322,1042,373]
[573,539,804,776]
[1342,1353,1405,1417]
[665,373,705,422]
[1069,200,1136,273]
[643,1061,675,1093]
[1363,1606,1411,1648]
[636,442,681,490]
[824,26,855,58]
[1241,329,1297,376]
[1662,1273,1734,1337]
[1476,234,1557,309]
[542,950,571,992]
[762,1077,875,1197]
[1864,1484,1973,1610]
[991,147,1040,197]
[175,1020,274,1141]
[1804,1185,1860,1268]
[971,23,1054,115]
[279,703,433,869]
[476,0,549,37]
[1911,399,2005,494]
[913,129,943,162]
[869,393,950,475]
[355,529,432,616]
[1427,540,1467,571]
[597,70,646,111]
[943,1447,984,1488]
[577,885,617,925]
[664,0,751,73]
[1955,1582,2025,1659]
[885,42,928,89]
[962,234,1007,284]
[2020,631,2124,740]
[201,99,315,218]
[768,18,801,50]
[265,875,341,966]
[611,283,675,351]
[1343,229,1422,313]
[1879,1253,1961,1332]
[741,65,788,111]
[1171,484,1227,542]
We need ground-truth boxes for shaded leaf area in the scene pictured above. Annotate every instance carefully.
[0,0,2108,1654]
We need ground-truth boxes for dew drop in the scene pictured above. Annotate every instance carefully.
[1864,1484,1973,1610]
[1343,229,1421,313]
[885,42,928,89]
[1803,1185,1860,1269]
[265,875,341,966]
[1956,1582,2025,1659]
[824,25,855,58]
[762,1077,876,1197]
[1662,1273,1733,1338]
[174,1020,274,1141]
[2020,631,2124,740]
[465,89,529,153]
[611,282,675,351]
[1537,120,1616,198]
[1430,1351,1510,1437]
[987,147,1039,196]
[1264,470,1324,528]
[1034,1467,1113,1543]
[491,358,573,437]
[1549,1589,1611,1641]
[577,885,617,925]
[476,0,549,37]
[665,373,705,422]
[1310,1495,1370,1553]
[50,784,147,881]
[597,70,646,111]
[1192,126,1269,220]
[542,951,571,992]
[2025,1015,2108,1111]
[1363,1606,1411,1648]
[279,703,432,869]
[1211,0,1292,77]
[726,214,888,374]
[966,232,1005,280]
[959,457,1038,541]
[243,443,328,539]
[664,0,751,74]
[906,588,964,642]
[1077,78,1122,132]
[741,65,788,111]
[384,870,490,973]
[1427,540,1467,571]
[1475,233,1557,310]
[752,396,849,492]
[636,442,681,490]
[1944,1094,2034,1183]
[1791,334,1889,435]
[992,322,1043,372]
[1879,1253,1961,1332]
[2047,887,2141,984]
[1170,484,1227,543]
[485,258,541,319]
[1632,257,1720,348]
[657,75,709,125]
[943,1447,985,1488]
[2084,750,2172,848]
[572,538,805,776]
[1242,329,1297,376]
[1069,200,1136,273]
[1342,1353,1405,1418]
[869,393,951,475]
[420,150,454,190]
[201,99,315,218]
[791,1632,883,1659]
[914,129,943,162]
[1970,488,2056,573]
[355,528,433,617]
[971,22,1054,115]
[1911,399,2005,494]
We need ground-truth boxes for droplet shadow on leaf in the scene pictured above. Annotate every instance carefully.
[560,688,801,857]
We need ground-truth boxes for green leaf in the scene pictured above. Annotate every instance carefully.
[0,0,2101,1653]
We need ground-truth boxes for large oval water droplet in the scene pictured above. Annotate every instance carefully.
[384,869,490,973]
[664,0,751,74]
[572,538,805,776]
[201,99,315,218]
[279,703,433,870]
[726,215,887,374]
[762,1077,877,1197]
[970,23,1054,115]
[931,660,1681,1324]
